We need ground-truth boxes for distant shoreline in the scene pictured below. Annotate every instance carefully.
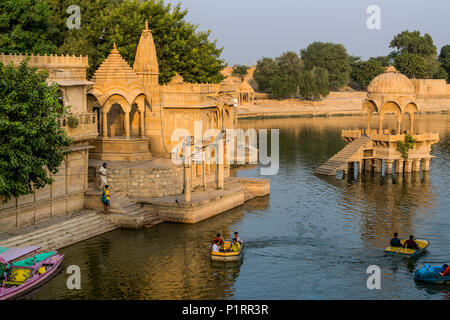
[238,109,449,120]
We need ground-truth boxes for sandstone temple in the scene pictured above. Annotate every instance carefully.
[0,21,267,235]
[315,66,440,176]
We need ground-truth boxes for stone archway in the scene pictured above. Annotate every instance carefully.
[101,94,131,137]
[362,100,378,130]
[402,102,418,134]
[379,101,402,134]
[108,103,125,137]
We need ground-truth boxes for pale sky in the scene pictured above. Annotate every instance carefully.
[167,0,450,65]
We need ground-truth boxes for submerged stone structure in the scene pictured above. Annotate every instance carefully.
[315,66,440,176]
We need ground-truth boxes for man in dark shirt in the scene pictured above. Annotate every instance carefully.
[403,235,419,250]
[212,233,224,246]
[390,233,402,247]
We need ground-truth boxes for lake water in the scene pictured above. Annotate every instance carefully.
[25,114,449,300]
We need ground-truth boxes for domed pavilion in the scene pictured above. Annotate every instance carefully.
[316,66,439,177]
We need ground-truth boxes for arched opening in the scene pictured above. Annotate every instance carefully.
[379,101,402,134]
[108,103,125,137]
[130,103,140,136]
[362,100,378,131]
[403,102,418,134]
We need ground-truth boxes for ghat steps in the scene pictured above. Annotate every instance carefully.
[314,136,372,176]
[0,210,118,251]
[107,192,164,228]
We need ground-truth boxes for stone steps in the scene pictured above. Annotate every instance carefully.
[314,136,371,176]
[0,211,118,251]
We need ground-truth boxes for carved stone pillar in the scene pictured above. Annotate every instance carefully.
[373,159,382,173]
[422,158,430,171]
[395,159,404,173]
[364,159,372,172]
[102,111,108,137]
[139,111,145,137]
[412,159,421,172]
[124,111,130,137]
[404,159,413,173]
[385,160,394,174]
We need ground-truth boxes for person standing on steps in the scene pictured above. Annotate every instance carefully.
[102,185,110,214]
[99,162,108,191]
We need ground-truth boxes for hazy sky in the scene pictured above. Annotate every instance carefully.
[166,0,450,65]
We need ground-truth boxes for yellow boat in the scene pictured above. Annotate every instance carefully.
[211,241,244,262]
[385,239,429,257]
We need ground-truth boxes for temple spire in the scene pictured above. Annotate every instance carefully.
[133,20,159,87]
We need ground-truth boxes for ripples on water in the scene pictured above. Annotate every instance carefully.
[25,114,449,300]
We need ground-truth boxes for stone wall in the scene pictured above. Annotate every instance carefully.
[107,166,184,198]
[0,147,90,232]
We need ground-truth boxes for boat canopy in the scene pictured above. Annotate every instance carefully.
[0,246,40,264]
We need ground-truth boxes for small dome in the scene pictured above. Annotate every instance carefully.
[169,73,184,84]
[367,66,415,95]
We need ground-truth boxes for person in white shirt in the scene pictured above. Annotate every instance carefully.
[212,240,220,252]
[98,162,108,190]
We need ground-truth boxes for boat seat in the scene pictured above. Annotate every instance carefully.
[4,268,32,286]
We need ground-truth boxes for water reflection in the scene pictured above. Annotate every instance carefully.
[27,113,449,300]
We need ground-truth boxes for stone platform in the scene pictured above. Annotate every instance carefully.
[89,136,152,161]
[135,177,270,224]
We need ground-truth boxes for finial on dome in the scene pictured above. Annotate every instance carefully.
[145,20,149,30]
[385,65,398,73]
[113,42,117,50]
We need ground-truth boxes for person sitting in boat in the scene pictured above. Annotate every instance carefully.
[212,240,221,253]
[390,233,402,247]
[212,233,224,246]
[403,235,419,250]
[439,264,450,277]
[230,238,241,252]
[234,232,243,245]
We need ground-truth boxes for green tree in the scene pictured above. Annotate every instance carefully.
[269,70,298,99]
[275,51,303,81]
[301,42,351,89]
[438,45,450,82]
[350,57,385,89]
[232,65,250,81]
[45,0,225,83]
[389,30,437,58]
[393,53,429,79]
[396,134,416,160]
[299,67,329,100]
[0,0,58,54]
[0,60,71,202]
[254,57,277,92]
[389,30,443,79]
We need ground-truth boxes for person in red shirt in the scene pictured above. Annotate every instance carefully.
[439,264,450,277]
[403,235,419,250]
[212,233,224,246]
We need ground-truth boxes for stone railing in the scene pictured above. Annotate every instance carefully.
[59,112,99,142]
[341,128,439,143]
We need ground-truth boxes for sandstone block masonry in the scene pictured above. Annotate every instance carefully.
[103,165,184,199]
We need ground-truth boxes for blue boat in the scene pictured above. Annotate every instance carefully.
[414,264,450,284]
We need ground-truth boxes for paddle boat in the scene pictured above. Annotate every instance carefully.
[211,241,244,262]
[0,245,64,300]
[385,239,429,258]
[414,264,450,284]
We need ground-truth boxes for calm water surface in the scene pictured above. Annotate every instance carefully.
[26,114,449,300]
